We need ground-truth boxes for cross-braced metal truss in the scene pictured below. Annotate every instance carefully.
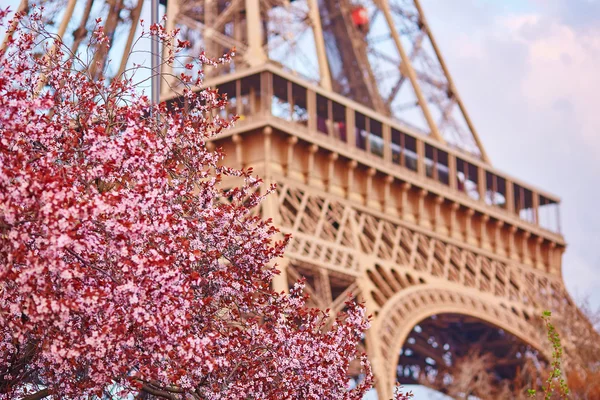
[8,0,491,160]
[276,182,567,310]
[170,0,491,160]
[274,180,573,396]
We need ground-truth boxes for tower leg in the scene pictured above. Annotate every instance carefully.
[366,327,393,400]
[244,0,267,66]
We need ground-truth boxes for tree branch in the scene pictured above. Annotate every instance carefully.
[140,384,178,400]
[65,247,119,283]
[22,388,51,400]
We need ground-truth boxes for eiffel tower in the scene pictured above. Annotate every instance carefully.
[14,0,592,397]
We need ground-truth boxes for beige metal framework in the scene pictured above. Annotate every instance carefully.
[167,0,492,160]
[177,67,574,397]
[8,0,594,397]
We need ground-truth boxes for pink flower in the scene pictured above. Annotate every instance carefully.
[0,11,393,400]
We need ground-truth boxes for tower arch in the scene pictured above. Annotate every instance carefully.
[370,284,549,399]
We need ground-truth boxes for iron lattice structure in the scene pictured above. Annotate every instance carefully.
[8,0,596,397]
[170,0,490,159]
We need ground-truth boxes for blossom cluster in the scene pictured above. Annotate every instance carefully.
[0,9,382,400]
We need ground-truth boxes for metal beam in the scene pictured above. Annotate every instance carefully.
[117,0,144,78]
[151,0,160,106]
[244,0,267,66]
[161,0,179,95]
[0,0,29,55]
[377,0,445,144]
[307,0,332,90]
[412,0,490,163]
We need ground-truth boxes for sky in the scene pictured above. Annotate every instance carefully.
[368,0,600,397]
[403,0,600,392]
[419,0,600,310]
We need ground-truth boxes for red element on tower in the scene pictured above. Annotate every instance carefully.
[351,6,369,28]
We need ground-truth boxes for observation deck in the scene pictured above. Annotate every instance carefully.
[166,63,565,276]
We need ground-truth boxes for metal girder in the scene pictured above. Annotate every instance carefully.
[411,0,490,163]
[23,0,493,160]
[317,0,387,113]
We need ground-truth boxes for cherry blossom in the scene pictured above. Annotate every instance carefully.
[0,9,411,400]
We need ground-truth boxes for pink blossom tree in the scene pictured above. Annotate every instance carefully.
[0,9,412,400]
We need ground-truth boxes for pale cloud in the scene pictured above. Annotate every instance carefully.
[503,14,600,150]
[533,0,600,29]
[421,0,600,308]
